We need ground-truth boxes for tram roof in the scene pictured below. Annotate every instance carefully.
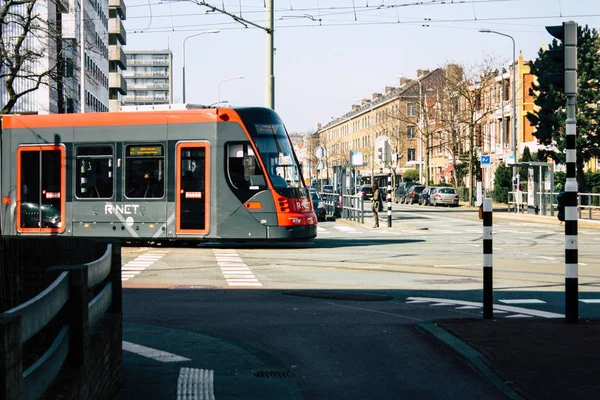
[1,107,240,129]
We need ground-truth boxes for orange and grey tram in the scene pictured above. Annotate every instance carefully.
[0,107,317,241]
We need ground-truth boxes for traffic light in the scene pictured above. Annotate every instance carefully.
[377,147,383,162]
[383,141,391,164]
[545,21,578,95]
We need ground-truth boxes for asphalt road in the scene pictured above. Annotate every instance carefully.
[119,205,600,399]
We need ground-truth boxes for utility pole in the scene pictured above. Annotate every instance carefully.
[265,0,275,109]
[80,0,85,113]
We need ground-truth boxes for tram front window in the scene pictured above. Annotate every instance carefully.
[250,123,304,196]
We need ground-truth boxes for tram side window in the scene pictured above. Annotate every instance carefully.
[76,146,113,198]
[125,144,165,199]
[226,143,265,203]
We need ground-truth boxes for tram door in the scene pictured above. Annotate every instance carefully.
[16,145,65,233]
[175,142,210,235]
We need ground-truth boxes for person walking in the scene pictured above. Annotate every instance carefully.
[371,183,381,228]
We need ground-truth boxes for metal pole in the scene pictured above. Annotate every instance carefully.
[417,80,423,184]
[561,21,578,323]
[265,0,275,109]
[482,198,493,319]
[511,36,518,190]
[80,0,85,113]
[182,42,186,103]
[182,30,220,104]
[387,173,392,227]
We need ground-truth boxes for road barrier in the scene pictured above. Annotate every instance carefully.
[0,241,122,400]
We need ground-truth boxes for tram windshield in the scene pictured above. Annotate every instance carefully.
[237,108,307,198]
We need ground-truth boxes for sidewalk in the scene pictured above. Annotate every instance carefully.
[420,318,600,400]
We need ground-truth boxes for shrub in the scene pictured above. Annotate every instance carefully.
[403,169,419,182]
[592,186,600,207]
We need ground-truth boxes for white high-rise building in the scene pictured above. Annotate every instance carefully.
[123,50,173,106]
[0,0,126,114]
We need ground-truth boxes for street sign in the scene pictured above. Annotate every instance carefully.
[316,160,325,171]
[481,155,491,168]
[315,146,326,159]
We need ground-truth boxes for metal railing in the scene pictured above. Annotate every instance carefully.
[342,194,365,223]
[1,243,121,400]
[509,191,600,220]
[320,192,340,218]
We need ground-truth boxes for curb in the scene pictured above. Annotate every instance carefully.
[417,321,525,400]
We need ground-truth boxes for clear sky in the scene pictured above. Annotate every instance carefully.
[124,0,600,134]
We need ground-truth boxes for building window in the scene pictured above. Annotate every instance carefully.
[408,148,416,162]
[407,126,416,139]
[407,102,415,117]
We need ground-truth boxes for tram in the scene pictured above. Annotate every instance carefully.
[0,106,317,241]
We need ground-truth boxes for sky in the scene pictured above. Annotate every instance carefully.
[123,0,600,134]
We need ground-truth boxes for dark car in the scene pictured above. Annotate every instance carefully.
[418,187,434,206]
[357,185,374,201]
[322,185,334,193]
[20,202,61,228]
[405,185,425,204]
[400,183,418,204]
[310,189,326,222]
[395,182,413,203]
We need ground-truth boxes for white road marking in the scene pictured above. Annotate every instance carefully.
[406,297,564,318]
[214,250,262,287]
[335,226,358,232]
[122,251,166,281]
[499,299,546,304]
[455,306,480,310]
[122,341,191,362]
[506,314,534,318]
[580,299,600,303]
[177,368,215,400]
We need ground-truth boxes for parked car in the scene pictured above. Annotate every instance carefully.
[395,182,412,203]
[430,187,460,207]
[399,183,418,204]
[418,187,434,206]
[357,185,374,201]
[405,185,425,204]
[322,185,334,193]
[310,189,326,221]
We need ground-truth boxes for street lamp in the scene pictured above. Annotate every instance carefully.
[479,29,518,186]
[217,75,244,104]
[182,29,220,103]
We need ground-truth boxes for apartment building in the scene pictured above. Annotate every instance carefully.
[108,0,127,112]
[315,68,453,190]
[475,54,536,191]
[0,0,126,114]
[122,50,173,106]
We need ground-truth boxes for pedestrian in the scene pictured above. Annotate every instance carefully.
[371,183,381,228]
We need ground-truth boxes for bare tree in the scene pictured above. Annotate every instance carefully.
[443,59,502,205]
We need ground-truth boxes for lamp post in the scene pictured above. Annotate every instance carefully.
[217,76,244,104]
[182,29,220,103]
[479,29,518,187]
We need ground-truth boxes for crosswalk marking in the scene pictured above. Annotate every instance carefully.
[122,251,167,281]
[214,250,262,287]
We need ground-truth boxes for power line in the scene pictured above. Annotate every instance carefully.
[127,11,600,34]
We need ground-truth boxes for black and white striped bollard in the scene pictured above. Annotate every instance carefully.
[482,198,493,319]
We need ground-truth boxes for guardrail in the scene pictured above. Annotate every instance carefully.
[0,242,122,400]
[320,192,341,218]
[509,191,600,220]
[342,194,364,223]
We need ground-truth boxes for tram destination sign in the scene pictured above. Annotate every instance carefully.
[129,145,163,156]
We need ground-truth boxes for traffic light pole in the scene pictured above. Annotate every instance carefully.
[387,173,392,227]
[546,21,579,322]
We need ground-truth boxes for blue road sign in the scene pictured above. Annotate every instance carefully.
[481,155,491,168]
